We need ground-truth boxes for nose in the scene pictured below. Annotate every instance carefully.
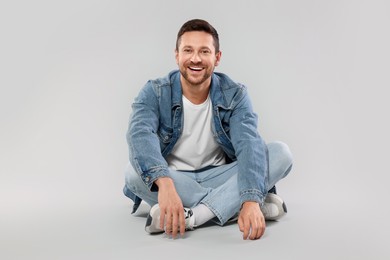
[190,52,202,63]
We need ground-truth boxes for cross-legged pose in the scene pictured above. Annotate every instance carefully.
[123,19,293,240]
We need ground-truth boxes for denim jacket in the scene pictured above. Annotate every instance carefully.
[125,70,269,213]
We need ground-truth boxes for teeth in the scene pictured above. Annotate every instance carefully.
[189,67,202,71]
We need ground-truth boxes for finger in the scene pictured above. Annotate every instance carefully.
[259,217,266,238]
[248,220,256,240]
[179,208,185,236]
[253,216,264,240]
[165,211,172,235]
[171,212,179,238]
[249,219,260,240]
[238,217,244,232]
[243,219,250,240]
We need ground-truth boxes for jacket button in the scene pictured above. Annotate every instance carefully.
[145,177,150,182]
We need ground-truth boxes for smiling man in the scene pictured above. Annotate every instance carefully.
[123,19,293,240]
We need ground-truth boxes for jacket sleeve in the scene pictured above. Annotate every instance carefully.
[229,85,269,206]
[126,81,170,191]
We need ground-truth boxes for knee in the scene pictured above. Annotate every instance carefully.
[268,141,293,176]
[274,141,293,163]
[124,163,142,192]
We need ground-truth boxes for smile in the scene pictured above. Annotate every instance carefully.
[189,67,204,71]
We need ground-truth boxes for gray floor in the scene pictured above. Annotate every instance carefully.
[2,174,389,260]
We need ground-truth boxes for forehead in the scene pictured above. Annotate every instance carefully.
[178,31,214,49]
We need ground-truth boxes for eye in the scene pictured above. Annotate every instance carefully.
[201,49,211,54]
[183,48,192,53]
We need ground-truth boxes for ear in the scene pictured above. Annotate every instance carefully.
[175,49,179,65]
[215,51,222,66]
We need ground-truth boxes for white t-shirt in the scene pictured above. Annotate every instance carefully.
[166,95,226,171]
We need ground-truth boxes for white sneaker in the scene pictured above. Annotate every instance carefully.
[260,193,287,221]
[145,204,196,234]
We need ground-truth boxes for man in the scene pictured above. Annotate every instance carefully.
[123,19,292,240]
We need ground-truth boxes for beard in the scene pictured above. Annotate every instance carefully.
[179,63,214,86]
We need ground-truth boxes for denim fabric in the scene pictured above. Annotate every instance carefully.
[124,141,293,225]
[127,70,269,207]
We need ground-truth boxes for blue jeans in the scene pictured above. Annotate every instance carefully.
[124,141,292,225]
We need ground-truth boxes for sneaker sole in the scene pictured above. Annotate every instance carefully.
[145,204,164,234]
[263,193,287,221]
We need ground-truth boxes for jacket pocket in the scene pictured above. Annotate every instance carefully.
[157,123,173,144]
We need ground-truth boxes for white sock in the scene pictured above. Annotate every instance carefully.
[191,203,215,227]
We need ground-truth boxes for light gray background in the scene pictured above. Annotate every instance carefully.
[1,0,389,259]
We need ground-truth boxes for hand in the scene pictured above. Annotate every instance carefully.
[155,177,186,238]
[238,201,266,240]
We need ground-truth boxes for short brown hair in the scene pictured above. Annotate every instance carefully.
[176,19,220,53]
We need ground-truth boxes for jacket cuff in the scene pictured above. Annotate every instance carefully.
[140,166,170,191]
[240,190,266,206]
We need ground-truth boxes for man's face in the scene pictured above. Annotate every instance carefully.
[175,31,221,87]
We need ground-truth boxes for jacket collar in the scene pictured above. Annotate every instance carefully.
[170,70,227,109]
[171,71,183,108]
[210,73,227,109]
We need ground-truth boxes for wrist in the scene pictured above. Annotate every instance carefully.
[242,201,259,208]
[154,177,174,188]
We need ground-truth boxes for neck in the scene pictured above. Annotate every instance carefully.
[180,77,211,105]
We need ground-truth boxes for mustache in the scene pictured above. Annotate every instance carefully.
[187,62,205,67]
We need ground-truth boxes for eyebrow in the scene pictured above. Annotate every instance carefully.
[181,45,212,50]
